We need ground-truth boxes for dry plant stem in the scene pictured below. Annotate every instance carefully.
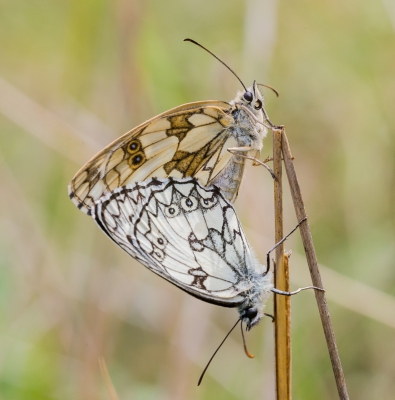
[280,129,349,400]
[273,129,291,400]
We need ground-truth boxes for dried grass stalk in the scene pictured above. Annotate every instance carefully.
[279,128,349,400]
[273,128,291,400]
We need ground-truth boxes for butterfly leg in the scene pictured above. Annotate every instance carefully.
[227,147,275,180]
[264,312,275,322]
[264,217,308,275]
[271,286,325,296]
[261,107,283,130]
[227,146,254,153]
[239,104,283,130]
[247,149,269,167]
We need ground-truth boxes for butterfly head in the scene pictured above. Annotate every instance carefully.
[232,80,264,114]
[230,81,267,145]
[242,81,263,111]
[240,307,260,331]
[238,270,273,330]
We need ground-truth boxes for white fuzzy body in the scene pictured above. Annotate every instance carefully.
[212,83,268,202]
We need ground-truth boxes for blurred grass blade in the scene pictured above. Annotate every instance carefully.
[99,357,119,400]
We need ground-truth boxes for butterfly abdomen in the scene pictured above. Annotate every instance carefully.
[210,157,246,203]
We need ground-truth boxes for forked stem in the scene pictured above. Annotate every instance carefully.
[280,128,349,399]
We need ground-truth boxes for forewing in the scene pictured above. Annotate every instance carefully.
[93,178,257,307]
[69,101,234,214]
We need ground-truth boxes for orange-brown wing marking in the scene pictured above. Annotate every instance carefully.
[163,108,233,178]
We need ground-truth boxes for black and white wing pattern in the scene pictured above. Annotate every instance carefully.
[92,177,273,327]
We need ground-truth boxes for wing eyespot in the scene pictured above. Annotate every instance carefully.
[128,151,146,168]
[164,204,180,218]
[152,247,165,261]
[147,232,167,249]
[200,195,218,209]
[127,139,141,154]
[156,235,167,249]
[181,196,198,212]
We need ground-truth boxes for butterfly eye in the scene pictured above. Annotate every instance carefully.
[243,91,253,102]
[243,307,258,321]
[164,204,180,218]
[254,99,262,110]
[127,139,141,154]
[200,195,218,209]
[181,196,198,212]
[128,152,146,168]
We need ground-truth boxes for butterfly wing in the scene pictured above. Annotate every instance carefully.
[69,101,243,214]
[92,178,261,307]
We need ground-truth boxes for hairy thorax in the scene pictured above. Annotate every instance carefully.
[211,106,267,202]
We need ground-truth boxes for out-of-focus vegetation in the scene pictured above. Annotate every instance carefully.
[0,1,394,399]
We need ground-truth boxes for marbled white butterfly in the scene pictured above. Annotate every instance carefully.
[92,177,274,329]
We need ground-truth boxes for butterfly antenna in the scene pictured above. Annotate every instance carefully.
[241,321,255,358]
[257,83,280,97]
[184,38,247,92]
[197,319,241,386]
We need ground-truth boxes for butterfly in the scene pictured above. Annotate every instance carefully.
[68,40,274,215]
[92,177,273,330]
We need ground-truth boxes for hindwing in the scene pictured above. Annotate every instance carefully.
[92,178,263,306]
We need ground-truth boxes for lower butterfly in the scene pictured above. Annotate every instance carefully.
[93,177,273,329]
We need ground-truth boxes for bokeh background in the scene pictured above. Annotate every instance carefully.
[1,0,394,399]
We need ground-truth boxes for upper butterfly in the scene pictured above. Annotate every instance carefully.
[68,81,268,214]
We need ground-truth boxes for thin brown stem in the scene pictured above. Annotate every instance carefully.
[273,129,291,400]
[280,128,349,400]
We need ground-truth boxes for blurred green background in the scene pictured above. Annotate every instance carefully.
[1,0,394,399]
